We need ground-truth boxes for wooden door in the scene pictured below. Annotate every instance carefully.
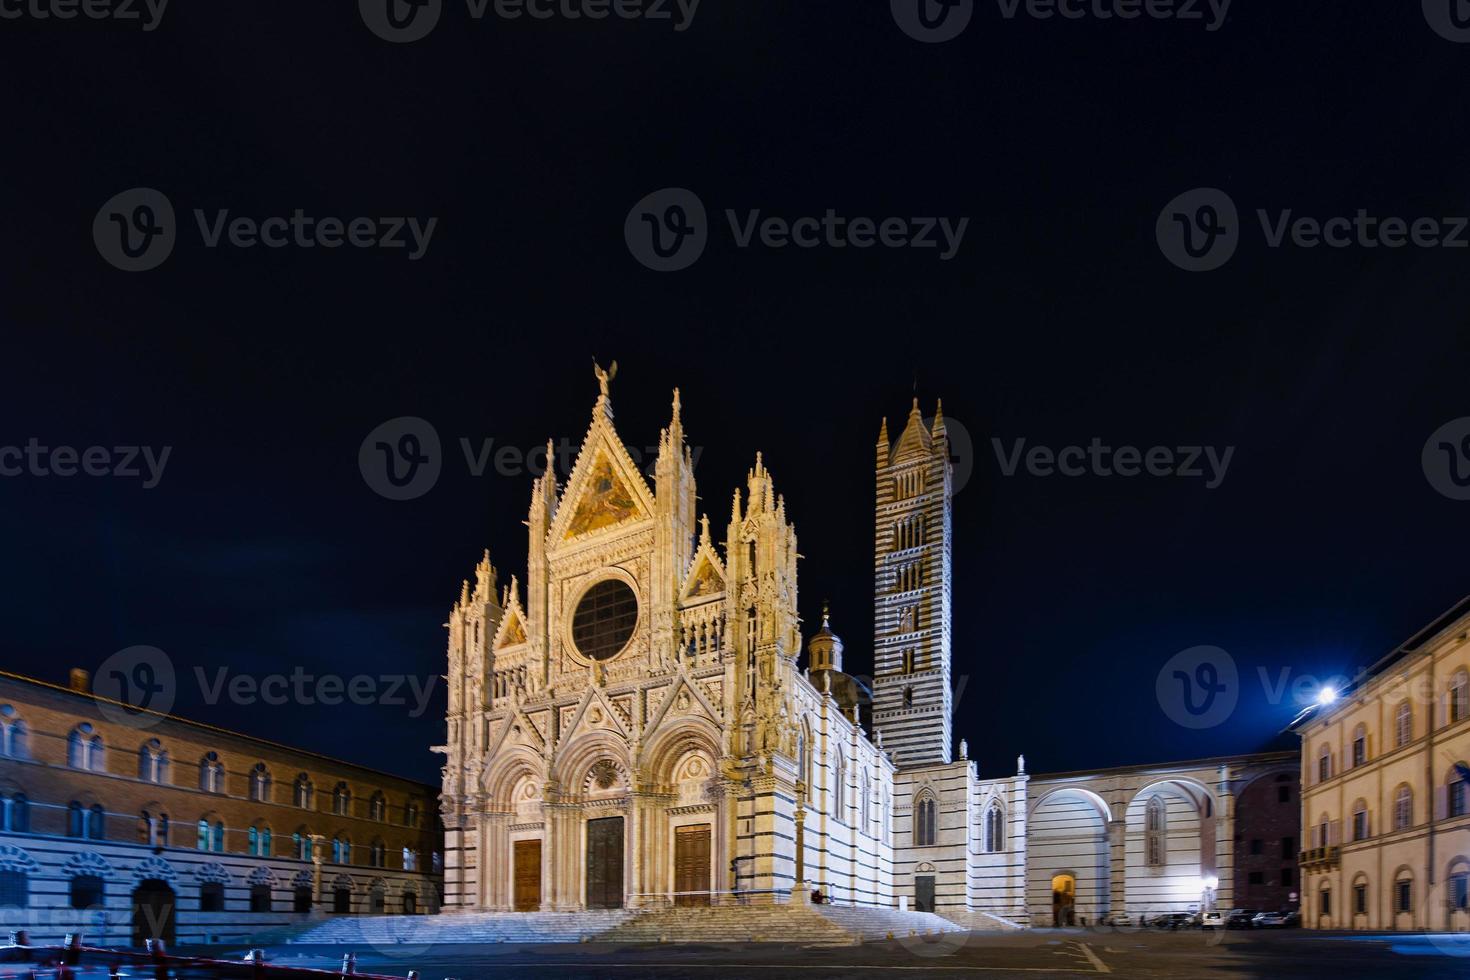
[674,824,712,906]
[513,839,541,912]
[585,817,624,909]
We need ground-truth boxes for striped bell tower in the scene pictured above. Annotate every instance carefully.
[872,398,953,766]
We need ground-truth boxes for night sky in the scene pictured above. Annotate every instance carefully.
[5,4,1470,785]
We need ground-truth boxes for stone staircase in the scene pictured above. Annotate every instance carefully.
[281,903,1014,946]
[812,905,971,941]
[595,903,856,945]
[935,909,1027,932]
[285,910,635,945]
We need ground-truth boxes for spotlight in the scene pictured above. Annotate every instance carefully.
[1317,687,1339,706]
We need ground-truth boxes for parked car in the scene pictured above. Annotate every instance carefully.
[1197,910,1225,930]
[1252,910,1299,928]
[1226,909,1259,929]
[1150,912,1194,930]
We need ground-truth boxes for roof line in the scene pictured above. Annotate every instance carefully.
[0,670,437,791]
[1031,749,1297,782]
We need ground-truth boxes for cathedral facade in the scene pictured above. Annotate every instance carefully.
[435,370,1024,917]
[435,368,1292,925]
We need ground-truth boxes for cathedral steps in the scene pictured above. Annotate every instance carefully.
[591,903,858,945]
[283,910,636,945]
[932,909,1027,932]
[811,904,971,941]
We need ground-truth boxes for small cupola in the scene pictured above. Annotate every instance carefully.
[807,601,844,673]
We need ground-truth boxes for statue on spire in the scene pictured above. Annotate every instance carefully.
[593,358,618,399]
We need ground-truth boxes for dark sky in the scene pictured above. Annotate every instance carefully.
[5,4,1470,785]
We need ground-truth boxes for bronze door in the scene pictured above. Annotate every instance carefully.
[585,817,625,909]
[915,875,936,913]
[674,824,712,906]
[513,839,541,912]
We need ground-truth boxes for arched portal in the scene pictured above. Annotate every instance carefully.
[131,879,176,947]
[1125,779,1214,916]
[1027,788,1110,925]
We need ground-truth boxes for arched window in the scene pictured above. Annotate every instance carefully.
[332,782,351,817]
[250,764,272,802]
[1317,743,1332,783]
[1395,869,1413,914]
[833,750,846,815]
[1146,796,1166,866]
[1351,800,1370,841]
[0,792,28,833]
[1352,874,1369,916]
[139,808,168,846]
[1316,812,1332,848]
[293,830,313,861]
[294,774,313,809]
[796,730,808,788]
[915,792,937,846]
[984,801,1005,853]
[199,753,224,793]
[67,803,105,839]
[369,792,387,822]
[137,739,169,784]
[402,846,418,871]
[370,839,386,868]
[860,771,871,830]
[69,725,104,772]
[1448,763,1468,818]
[1351,725,1367,768]
[332,836,351,864]
[0,707,27,759]
[1396,701,1413,748]
[1395,785,1413,831]
[1319,883,1332,918]
[1450,867,1470,911]
[404,801,420,828]
[197,817,225,852]
[1452,670,1470,724]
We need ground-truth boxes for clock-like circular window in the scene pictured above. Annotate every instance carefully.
[571,579,638,662]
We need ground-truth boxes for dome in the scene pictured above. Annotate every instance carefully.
[806,602,843,672]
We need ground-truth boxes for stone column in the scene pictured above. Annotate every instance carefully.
[1108,817,1127,917]
[1214,765,1235,912]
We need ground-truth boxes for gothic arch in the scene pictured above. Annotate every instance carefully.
[1030,786,1111,824]
[0,844,38,874]
[639,717,721,787]
[131,856,178,883]
[552,731,631,794]
[62,852,113,878]
[1131,777,1215,817]
[481,748,546,809]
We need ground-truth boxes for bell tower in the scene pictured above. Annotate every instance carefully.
[872,399,953,766]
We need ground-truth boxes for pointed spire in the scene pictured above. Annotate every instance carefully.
[932,399,946,439]
[731,487,742,524]
[878,417,889,446]
[670,387,683,442]
[459,579,470,607]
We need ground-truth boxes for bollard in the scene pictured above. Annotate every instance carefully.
[146,938,167,980]
[405,972,419,980]
[341,952,356,976]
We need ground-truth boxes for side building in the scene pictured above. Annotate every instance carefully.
[0,669,442,945]
[1295,595,1470,931]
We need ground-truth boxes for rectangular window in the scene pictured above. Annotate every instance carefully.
[1396,880,1411,913]
[1453,875,1469,910]
[1281,868,1295,887]
[251,884,272,913]
[1281,836,1295,858]
[1354,884,1367,915]
[1250,839,1263,855]
[1248,871,1264,885]
[1321,890,1332,916]
[1319,756,1330,782]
